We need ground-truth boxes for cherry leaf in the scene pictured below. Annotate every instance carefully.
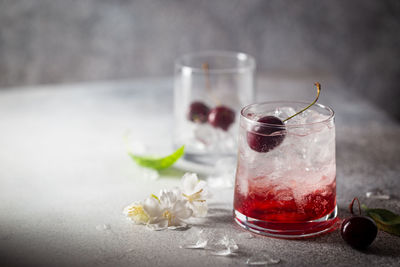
[129,145,185,170]
[363,205,400,236]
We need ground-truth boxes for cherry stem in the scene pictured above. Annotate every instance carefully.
[202,62,221,105]
[349,197,362,216]
[283,82,321,122]
[202,63,211,90]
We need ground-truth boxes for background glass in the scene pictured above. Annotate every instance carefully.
[174,51,255,164]
[234,101,337,238]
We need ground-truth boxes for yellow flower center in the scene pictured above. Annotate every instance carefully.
[126,205,150,223]
[162,210,174,226]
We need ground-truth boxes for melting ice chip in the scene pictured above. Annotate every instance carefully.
[180,230,239,257]
[210,235,239,257]
[179,230,208,249]
[245,254,280,265]
[366,190,390,200]
[180,239,208,249]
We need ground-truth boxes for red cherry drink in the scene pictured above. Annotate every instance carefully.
[233,102,338,238]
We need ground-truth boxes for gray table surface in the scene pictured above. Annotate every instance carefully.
[0,76,399,267]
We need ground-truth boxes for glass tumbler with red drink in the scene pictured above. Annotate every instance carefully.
[233,94,338,238]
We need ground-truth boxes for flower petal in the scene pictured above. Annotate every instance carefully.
[181,173,199,194]
[190,202,208,217]
[173,200,193,219]
[194,180,208,196]
[159,188,181,206]
[143,196,162,217]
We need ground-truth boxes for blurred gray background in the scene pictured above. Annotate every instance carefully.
[1,0,399,119]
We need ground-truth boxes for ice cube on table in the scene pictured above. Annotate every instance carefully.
[180,229,208,249]
[210,235,239,257]
[180,230,239,257]
[366,189,390,200]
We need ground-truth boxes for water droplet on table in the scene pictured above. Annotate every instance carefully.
[96,224,111,231]
[246,254,280,265]
[238,232,255,239]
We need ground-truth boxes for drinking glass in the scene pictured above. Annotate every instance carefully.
[233,101,337,238]
[173,51,255,164]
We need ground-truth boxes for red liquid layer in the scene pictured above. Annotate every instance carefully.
[234,180,336,222]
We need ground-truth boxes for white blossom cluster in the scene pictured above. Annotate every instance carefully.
[123,173,209,230]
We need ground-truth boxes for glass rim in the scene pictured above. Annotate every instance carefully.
[241,101,335,128]
[175,50,256,74]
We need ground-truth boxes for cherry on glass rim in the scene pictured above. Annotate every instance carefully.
[246,116,285,153]
[246,82,322,153]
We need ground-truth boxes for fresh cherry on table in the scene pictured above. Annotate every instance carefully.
[340,198,378,250]
[208,106,235,131]
[247,116,285,153]
[188,101,210,123]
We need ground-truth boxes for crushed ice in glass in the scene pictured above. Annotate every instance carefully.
[273,107,296,120]
[193,123,237,154]
[366,189,390,200]
[273,107,329,125]
[246,255,281,265]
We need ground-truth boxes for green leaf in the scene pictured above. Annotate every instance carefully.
[363,206,400,236]
[128,145,185,170]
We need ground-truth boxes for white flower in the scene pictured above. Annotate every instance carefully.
[123,189,193,230]
[123,195,164,225]
[180,173,209,217]
[147,189,193,230]
[123,172,209,230]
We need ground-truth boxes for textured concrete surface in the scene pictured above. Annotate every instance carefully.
[1,0,400,119]
[0,76,399,266]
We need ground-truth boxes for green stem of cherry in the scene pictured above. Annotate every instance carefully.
[283,82,321,123]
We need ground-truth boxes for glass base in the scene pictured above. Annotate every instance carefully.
[234,205,338,239]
